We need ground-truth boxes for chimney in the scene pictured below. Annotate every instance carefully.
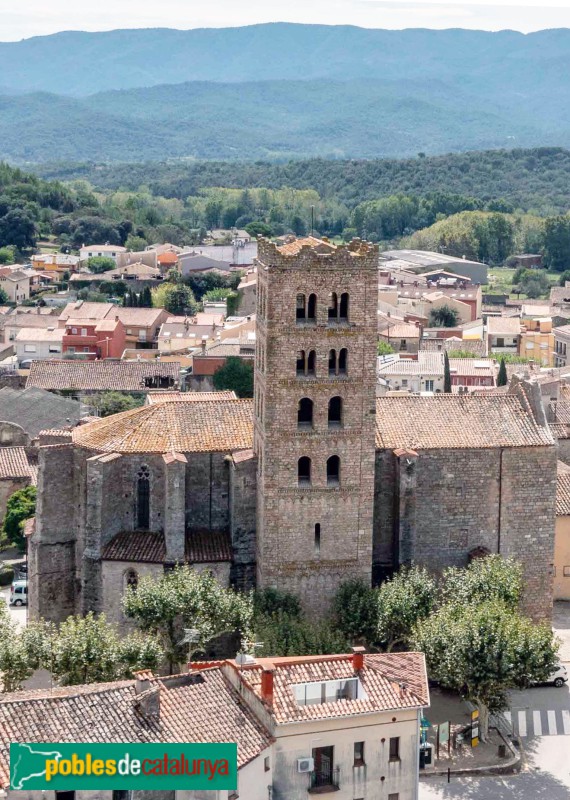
[261,668,274,706]
[352,646,366,672]
[134,686,160,721]
[201,335,208,353]
[115,315,119,322]
[135,675,150,695]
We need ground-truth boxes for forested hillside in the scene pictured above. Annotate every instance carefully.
[36,148,570,213]
[3,25,570,162]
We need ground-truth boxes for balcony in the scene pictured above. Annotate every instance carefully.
[308,767,340,794]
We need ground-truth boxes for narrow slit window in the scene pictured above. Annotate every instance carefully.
[329,349,337,375]
[307,350,316,376]
[314,523,321,554]
[307,293,317,320]
[296,349,306,375]
[296,293,306,320]
[328,396,342,427]
[339,292,349,320]
[338,348,347,374]
[328,292,338,319]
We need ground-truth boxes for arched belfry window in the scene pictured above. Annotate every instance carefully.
[137,465,150,530]
[124,569,139,592]
[298,397,314,428]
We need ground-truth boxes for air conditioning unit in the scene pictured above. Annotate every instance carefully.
[297,757,314,773]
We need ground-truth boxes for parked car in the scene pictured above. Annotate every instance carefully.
[16,562,28,579]
[9,579,27,606]
[531,664,568,688]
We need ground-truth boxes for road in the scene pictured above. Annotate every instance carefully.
[0,585,27,628]
[421,601,570,800]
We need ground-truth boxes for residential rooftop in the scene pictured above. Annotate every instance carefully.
[26,360,180,392]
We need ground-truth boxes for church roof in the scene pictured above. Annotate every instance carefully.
[375,395,554,450]
[101,530,232,563]
[27,360,180,392]
[72,398,253,454]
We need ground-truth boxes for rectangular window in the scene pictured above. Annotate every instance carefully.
[71,327,77,334]
[126,328,132,334]
[389,737,400,761]
[425,379,434,391]
[264,756,270,772]
[81,328,87,336]
[354,741,365,765]
[401,379,408,386]
[23,345,37,353]
[496,337,505,347]
[83,347,90,352]
[388,794,399,800]
[564,566,570,577]
[48,345,61,353]
[67,346,76,354]
[400,339,407,351]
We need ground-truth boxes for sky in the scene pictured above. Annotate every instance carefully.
[2,0,570,41]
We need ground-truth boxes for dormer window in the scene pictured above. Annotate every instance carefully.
[293,678,363,706]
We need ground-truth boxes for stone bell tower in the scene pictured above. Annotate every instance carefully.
[254,236,379,611]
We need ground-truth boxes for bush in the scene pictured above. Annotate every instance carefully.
[2,486,36,550]
[0,565,14,586]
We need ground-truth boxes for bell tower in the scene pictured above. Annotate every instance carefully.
[254,236,379,610]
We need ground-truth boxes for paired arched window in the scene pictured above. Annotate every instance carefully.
[297,398,314,428]
[328,396,342,427]
[298,456,311,486]
[136,465,150,529]
[297,349,316,377]
[328,291,349,323]
[296,293,317,323]
[328,348,348,376]
[327,455,340,486]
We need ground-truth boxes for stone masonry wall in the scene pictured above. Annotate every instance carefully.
[373,444,556,621]
[255,239,378,612]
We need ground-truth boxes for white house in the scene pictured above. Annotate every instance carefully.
[79,244,127,264]
[0,269,30,303]
[0,650,429,800]
[14,326,64,364]
[377,352,445,394]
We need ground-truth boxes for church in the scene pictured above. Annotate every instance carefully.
[30,237,557,627]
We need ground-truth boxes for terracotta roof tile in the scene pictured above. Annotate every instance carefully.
[101,530,232,563]
[0,669,272,787]
[557,473,570,515]
[0,447,34,480]
[186,530,232,562]
[376,395,553,449]
[102,531,165,562]
[276,236,336,256]
[234,652,428,724]
[27,360,180,392]
[73,398,253,453]
[146,391,237,404]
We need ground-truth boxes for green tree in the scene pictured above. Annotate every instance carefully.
[377,340,395,356]
[123,566,253,671]
[441,555,522,610]
[152,283,197,315]
[255,612,349,658]
[333,579,378,645]
[545,215,570,271]
[91,392,145,417]
[0,245,16,265]
[429,305,459,328]
[0,602,36,691]
[0,209,37,250]
[444,351,452,393]
[124,234,147,251]
[497,357,508,387]
[412,600,558,739]
[39,613,163,686]
[446,349,477,358]
[213,357,254,398]
[0,287,9,305]
[86,256,116,274]
[376,566,437,651]
[559,270,570,286]
[2,485,36,550]
[245,221,273,238]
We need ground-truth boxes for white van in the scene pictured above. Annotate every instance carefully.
[9,579,27,606]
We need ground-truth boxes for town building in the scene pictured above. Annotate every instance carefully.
[0,268,30,303]
[0,446,36,522]
[0,386,81,442]
[79,244,127,263]
[1,311,60,345]
[378,321,421,354]
[553,324,570,368]
[0,649,428,800]
[487,315,521,356]
[377,352,445,394]
[62,316,126,360]
[29,238,557,630]
[381,250,488,285]
[14,326,64,364]
[555,462,570,600]
[520,317,554,367]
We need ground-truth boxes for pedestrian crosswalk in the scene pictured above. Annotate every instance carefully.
[504,708,570,737]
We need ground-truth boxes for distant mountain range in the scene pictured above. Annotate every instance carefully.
[2,23,570,163]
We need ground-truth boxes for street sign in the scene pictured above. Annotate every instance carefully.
[471,709,479,747]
